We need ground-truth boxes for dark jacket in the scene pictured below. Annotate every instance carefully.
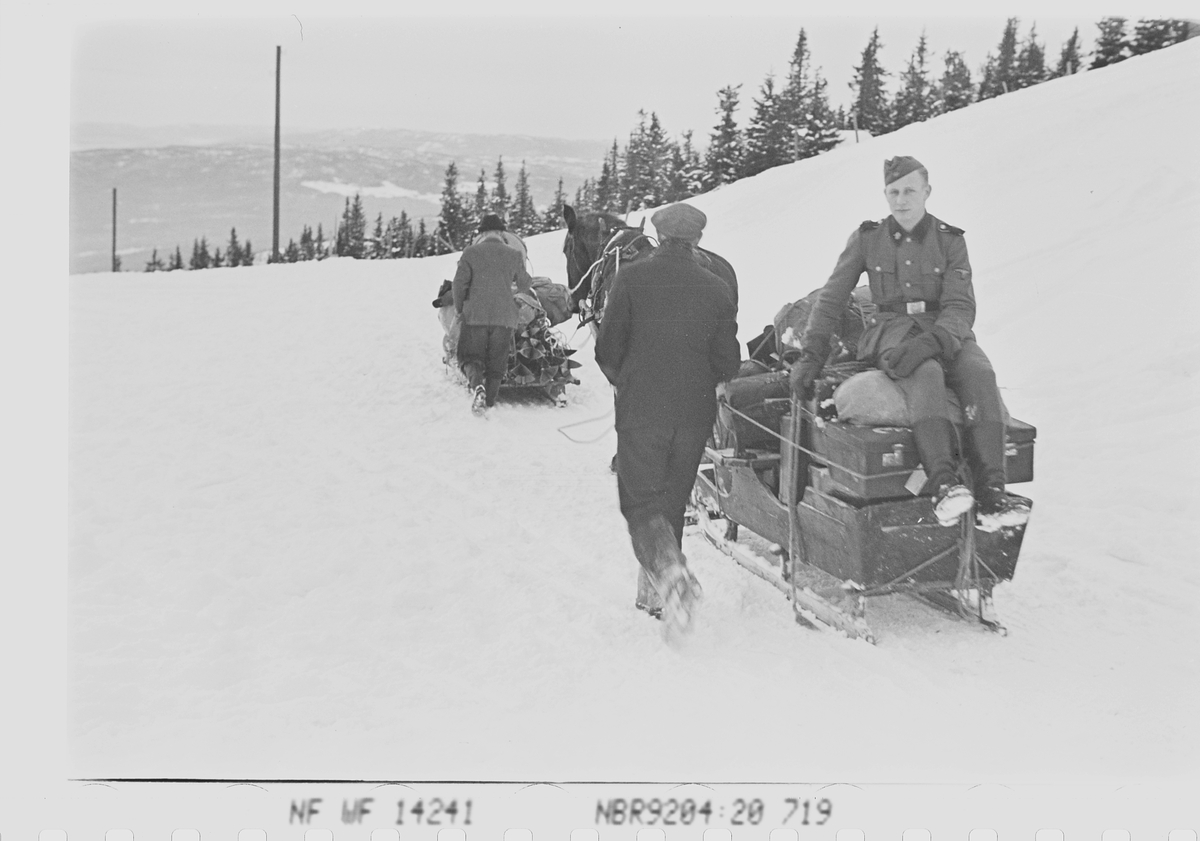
[452,235,534,329]
[806,212,975,359]
[595,241,741,431]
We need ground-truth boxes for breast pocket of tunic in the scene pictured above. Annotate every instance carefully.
[915,260,945,300]
[870,265,901,301]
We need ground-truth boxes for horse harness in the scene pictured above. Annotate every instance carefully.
[571,226,656,327]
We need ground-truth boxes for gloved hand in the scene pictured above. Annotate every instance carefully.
[789,355,824,396]
[788,334,830,396]
[880,327,953,379]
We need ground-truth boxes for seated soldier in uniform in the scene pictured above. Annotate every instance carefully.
[790,156,1029,527]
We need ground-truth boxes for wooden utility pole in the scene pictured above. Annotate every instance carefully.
[272,45,281,262]
[111,188,118,272]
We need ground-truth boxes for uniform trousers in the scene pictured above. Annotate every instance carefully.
[892,339,1003,425]
[457,323,514,405]
[616,424,710,578]
[890,338,1006,485]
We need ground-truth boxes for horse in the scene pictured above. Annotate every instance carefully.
[562,204,743,342]
[561,205,655,326]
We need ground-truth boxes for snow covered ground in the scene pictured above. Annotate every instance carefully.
[67,40,1199,785]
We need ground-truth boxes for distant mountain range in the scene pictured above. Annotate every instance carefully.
[70,124,611,274]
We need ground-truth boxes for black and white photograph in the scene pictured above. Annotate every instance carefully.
[5,0,1200,832]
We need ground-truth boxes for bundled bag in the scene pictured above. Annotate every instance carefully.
[833,369,1009,427]
[719,369,791,451]
[530,276,572,326]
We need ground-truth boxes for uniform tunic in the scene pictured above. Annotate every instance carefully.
[806,213,1003,427]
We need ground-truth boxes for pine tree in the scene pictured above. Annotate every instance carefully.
[298,225,313,261]
[1091,17,1130,69]
[743,75,794,177]
[241,239,254,267]
[594,140,621,213]
[1130,19,1189,55]
[799,74,843,159]
[435,161,471,252]
[472,168,489,231]
[1050,28,1084,77]
[370,213,385,258]
[212,247,224,268]
[189,237,211,270]
[621,110,672,210]
[542,177,567,232]
[338,194,367,258]
[284,239,301,263]
[779,29,813,159]
[850,27,891,134]
[704,84,744,189]
[414,218,430,258]
[315,224,327,260]
[490,157,509,220]
[776,29,842,162]
[395,212,413,258]
[892,33,934,129]
[511,161,539,236]
[227,228,242,267]
[144,248,165,272]
[678,130,706,197]
[664,143,689,203]
[1014,24,1046,89]
[979,18,1021,99]
[934,50,974,114]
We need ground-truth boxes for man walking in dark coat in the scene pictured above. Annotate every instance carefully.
[452,214,533,414]
[791,157,1029,528]
[595,202,741,636]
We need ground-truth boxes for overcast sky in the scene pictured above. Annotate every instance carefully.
[68,4,1120,143]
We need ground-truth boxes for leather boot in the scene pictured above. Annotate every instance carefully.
[969,421,1030,526]
[484,374,502,407]
[968,421,1008,497]
[912,417,959,490]
[912,417,973,526]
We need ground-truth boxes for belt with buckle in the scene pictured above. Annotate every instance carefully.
[878,300,941,315]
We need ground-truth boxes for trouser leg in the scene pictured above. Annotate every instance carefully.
[617,425,706,576]
[660,426,711,547]
[892,357,954,423]
[944,341,1006,489]
[456,323,487,390]
[483,326,513,406]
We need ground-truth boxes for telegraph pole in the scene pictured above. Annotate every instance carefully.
[111,188,118,272]
[272,45,281,262]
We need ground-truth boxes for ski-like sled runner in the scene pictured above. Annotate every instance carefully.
[689,361,1035,644]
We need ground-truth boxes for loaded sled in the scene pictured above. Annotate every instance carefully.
[432,233,581,406]
[689,293,1035,643]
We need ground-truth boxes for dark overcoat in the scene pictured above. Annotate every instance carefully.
[595,241,741,432]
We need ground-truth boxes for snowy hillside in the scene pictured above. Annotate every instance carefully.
[68,40,1200,785]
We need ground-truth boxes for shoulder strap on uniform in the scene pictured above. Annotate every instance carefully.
[936,221,965,236]
[859,219,881,232]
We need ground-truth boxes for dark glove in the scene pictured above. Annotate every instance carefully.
[880,327,953,379]
[788,334,830,396]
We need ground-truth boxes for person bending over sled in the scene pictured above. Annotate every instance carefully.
[790,156,1029,527]
[452,214,534,415]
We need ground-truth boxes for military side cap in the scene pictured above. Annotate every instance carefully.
[651,203,707,240]
[884,156,925,184]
